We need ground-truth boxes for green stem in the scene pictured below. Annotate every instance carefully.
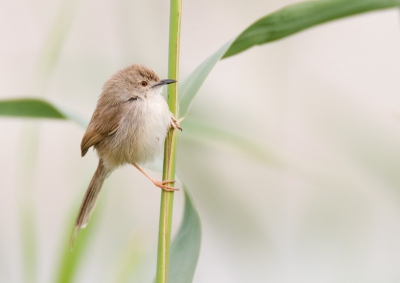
[156,0,181,282]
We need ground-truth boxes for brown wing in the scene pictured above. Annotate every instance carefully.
[81,101,126,156]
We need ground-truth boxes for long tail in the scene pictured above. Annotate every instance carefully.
[70,159,109,246]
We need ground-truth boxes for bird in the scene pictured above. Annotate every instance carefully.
[71,64,181,245]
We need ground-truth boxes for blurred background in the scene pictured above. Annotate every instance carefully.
[1,0,400,282]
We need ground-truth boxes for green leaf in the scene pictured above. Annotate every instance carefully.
[178,0,400,119]
[0,98,89,127]
[0,98,66,119]
[168,185,201,283]
[224,0,400,58]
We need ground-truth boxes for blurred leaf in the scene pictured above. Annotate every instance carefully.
[168,185,201,283]
[181,117,281,166]
[54,198,102,283]
[113,234,147,283]
[16,121,41,283]
[34,0,80,91]
[20,203,38,283]
[178,0,400,118]
[0,98,89,127]
[0,98,66,119]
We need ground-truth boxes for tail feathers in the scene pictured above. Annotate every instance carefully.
[70,159,109,247]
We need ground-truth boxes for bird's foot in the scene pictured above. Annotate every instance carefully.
[153,180,179,192]
[171,117,182,131]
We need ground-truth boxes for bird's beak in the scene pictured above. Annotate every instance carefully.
[152,79,177,88]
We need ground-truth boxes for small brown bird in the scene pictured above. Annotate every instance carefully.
[71,64,180,244]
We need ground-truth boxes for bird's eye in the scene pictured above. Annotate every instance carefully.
[128,97,138,102]
[140,81,148,87]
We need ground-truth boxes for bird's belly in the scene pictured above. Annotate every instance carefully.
[99,97,171,168]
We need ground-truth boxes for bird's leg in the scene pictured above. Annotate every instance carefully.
[132,163,178,192]
[170,116,182,131]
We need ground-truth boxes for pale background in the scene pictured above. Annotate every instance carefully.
[1,0,400,282]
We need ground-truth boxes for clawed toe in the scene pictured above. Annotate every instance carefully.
[131,163,179,192]
[154,180,179,192]
[171,117,182,131]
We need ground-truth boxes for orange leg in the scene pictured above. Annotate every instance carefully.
[132,163,178,192]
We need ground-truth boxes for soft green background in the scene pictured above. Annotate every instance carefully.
[1,0,400,282]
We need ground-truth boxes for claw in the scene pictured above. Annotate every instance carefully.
[154,180,179,192]
[171,117,182,131]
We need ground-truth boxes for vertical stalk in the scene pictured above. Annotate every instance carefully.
[156,0,181,282]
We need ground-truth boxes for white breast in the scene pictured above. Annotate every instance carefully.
[111,93,171,166]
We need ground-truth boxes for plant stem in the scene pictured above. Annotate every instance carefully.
[156,0,181,282]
